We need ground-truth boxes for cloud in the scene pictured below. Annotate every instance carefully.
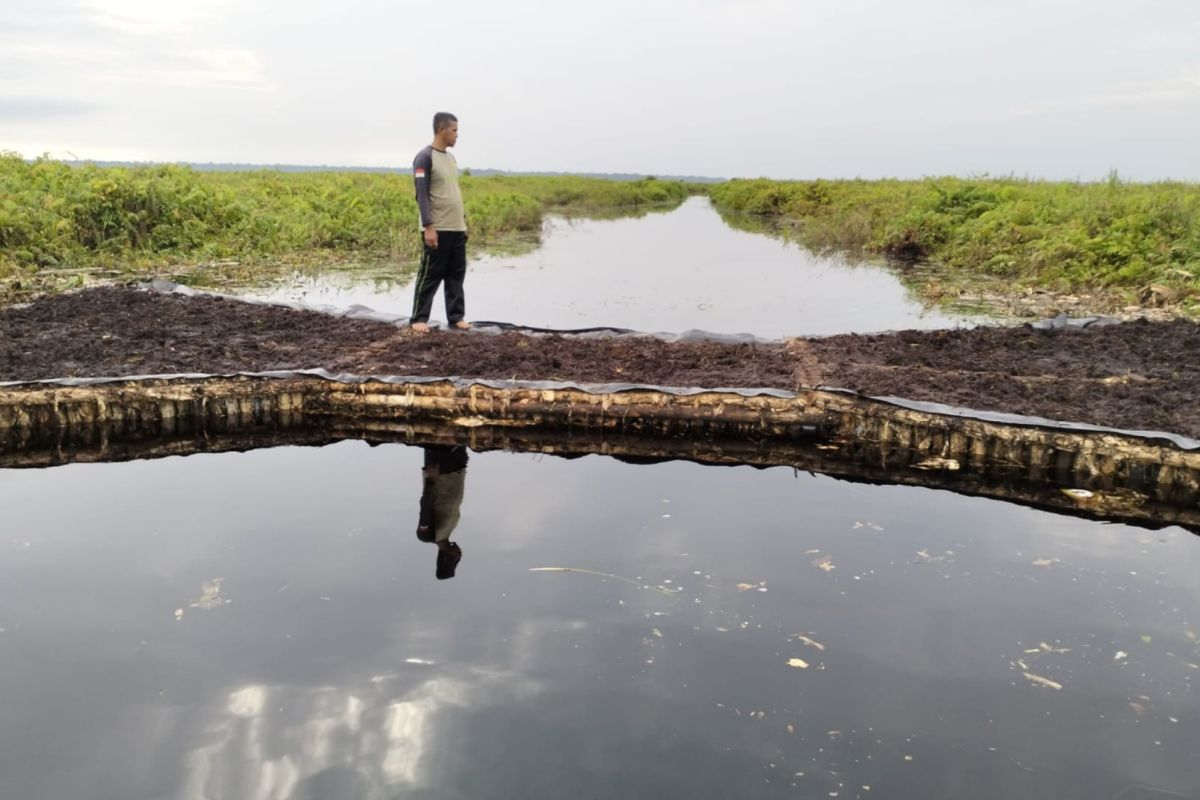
[1012,65,1200,117]
[92,49,274,91]
[2,0,1198,177]
[1093,67,1200,108]
[3,0,272,91]
[0,96,97,120]
[76,0,230,36]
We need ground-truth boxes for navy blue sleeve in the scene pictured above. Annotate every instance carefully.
[413,146,434,227]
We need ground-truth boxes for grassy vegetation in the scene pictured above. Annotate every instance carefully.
[0,153,688,295]
[709,176,1200,311]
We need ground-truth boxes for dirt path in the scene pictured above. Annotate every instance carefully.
[3,287,1199,438]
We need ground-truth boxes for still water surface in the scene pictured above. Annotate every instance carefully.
[238,197,971,338]
[0,443,1197,799]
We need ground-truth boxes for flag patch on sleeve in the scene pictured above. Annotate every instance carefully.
[414,168,426,179]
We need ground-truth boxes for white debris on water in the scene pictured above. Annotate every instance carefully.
[175,578,231,619]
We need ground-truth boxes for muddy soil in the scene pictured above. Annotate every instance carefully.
[3,287,1199,438]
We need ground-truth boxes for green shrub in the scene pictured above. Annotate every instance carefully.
[710,176,1200,294]
[0,154,688,277]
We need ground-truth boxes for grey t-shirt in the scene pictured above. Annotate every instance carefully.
[413,145,466,231]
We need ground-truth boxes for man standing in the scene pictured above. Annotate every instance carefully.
[410,112,469,333]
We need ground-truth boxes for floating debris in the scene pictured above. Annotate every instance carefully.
[176,578,230,619]
[529,567,679,596]
[1023,672,1063,690]
[852,521,885,531]
[1061,488,1095,500]
[1114,651,1129,661]
[191,579,229,610]
[1031,558,1059,567]
[787,658,810,669]
[651,628,663,638]
[736,581,767,592]
[790,634,827,652]
[812,556,836,573]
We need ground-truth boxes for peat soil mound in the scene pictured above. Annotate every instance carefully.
[3,287,1199,439]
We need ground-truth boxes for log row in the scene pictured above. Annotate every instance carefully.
[1,375,1197,530]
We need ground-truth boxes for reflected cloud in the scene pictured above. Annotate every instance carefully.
[180,670,541,800]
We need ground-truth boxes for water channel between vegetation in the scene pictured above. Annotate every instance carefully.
[0,198,1196,800]
[235,196,972,338]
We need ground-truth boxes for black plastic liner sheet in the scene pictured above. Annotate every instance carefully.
[143,279,770,344]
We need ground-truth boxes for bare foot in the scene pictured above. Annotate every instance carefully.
[452,320,472,331]
[410,322,430,334]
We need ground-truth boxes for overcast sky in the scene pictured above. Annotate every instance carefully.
[3,0,1199,180]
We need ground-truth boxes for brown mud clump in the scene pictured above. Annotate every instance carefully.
[883,229,928,262]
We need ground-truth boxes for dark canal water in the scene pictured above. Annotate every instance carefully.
[1,441,1196,799]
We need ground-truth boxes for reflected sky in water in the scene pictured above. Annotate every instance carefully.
[237,197,972,338]
[0,441,1197,799]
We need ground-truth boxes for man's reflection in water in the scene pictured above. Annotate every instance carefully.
[416,445,468,580]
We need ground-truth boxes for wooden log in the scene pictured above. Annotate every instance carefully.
[0,375,1197,529]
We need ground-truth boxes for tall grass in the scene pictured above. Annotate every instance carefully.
[0,153,688,283]
[709,176,1200,302]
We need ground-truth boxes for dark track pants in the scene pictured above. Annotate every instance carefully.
[410,231,467,325]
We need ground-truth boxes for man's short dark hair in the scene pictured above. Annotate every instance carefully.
[433,112,458,134]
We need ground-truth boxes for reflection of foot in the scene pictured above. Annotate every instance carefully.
[436,541,462,580]
[452,320,471,331]
[410,322,430,334]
